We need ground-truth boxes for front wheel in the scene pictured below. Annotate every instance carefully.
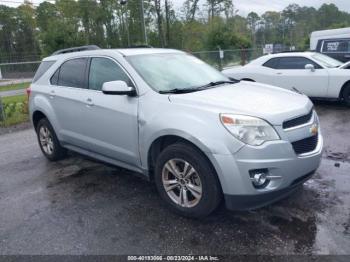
[154,143,222,218]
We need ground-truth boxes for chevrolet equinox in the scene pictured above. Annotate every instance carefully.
[29,46,323,218]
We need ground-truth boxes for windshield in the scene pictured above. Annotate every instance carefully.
[126,53,230,92]
[311,53,343,68]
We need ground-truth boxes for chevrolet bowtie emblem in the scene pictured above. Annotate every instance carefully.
[310,124,318,135]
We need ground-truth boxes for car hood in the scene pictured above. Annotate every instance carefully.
[338,61,348,69]
[168,81,313,126]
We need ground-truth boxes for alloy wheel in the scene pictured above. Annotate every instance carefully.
[39,126,54,155]
[162,158,202,208]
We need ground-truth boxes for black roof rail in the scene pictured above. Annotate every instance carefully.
[51,45,101,56]
[128,44,153,48]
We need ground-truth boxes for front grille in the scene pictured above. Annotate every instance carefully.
[291,135,318,155]
[283,110,313,129]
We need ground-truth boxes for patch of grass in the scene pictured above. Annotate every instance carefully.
[0,94,29,127]
[0,82,30,92]
[2,94,27,104]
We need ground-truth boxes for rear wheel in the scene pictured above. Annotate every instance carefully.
[154,143,222,218]
[342,84,350,106]
[36,118,67,161]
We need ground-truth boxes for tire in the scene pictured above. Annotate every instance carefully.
[342,84,350,106]
[154,143,222,218]
[36,118,67,161]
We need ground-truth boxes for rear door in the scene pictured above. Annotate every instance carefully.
[271,56,329,97]
[49,57,91,149]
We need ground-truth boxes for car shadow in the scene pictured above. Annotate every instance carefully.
[312,99,349,110]
[43,153,324,254]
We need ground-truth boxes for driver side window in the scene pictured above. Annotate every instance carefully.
[275,57,321,70]
[88,57,133,91]
[263,57,321,70]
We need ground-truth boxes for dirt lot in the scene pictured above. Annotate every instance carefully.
[0,101,349,255]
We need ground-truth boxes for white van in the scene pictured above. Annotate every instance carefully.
[310,27,350,62]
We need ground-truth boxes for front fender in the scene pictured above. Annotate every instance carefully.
[139,103,244,170]
[326,71,348,98]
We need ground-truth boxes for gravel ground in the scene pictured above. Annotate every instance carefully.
[0,121,31,136]
[0,101,349,255]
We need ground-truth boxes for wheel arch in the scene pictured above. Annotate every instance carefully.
[30,94,61,136]
[32,110,47,129]
[339,80,350,99]
[146,134,219,183]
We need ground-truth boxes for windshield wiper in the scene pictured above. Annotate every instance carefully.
[159,79,239,94]
[159,88,199,94]
[196,79,239,90]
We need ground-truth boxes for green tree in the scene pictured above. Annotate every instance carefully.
[182,0,200,21]
[0,5,17,59]
[3,0,350,59]
[15,2,41,56]
[78,0,105,46]
[247,12,259,47]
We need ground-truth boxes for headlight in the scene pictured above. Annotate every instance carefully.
[220,114,280,146]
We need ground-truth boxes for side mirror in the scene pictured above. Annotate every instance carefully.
[102,81,136,96]
[305,64,315,72]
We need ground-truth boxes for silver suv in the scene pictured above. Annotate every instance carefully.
[29,46,323,217]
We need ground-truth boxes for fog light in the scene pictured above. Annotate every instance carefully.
[249,169,270,189]
[253,173,267,185]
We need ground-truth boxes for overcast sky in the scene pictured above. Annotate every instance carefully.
[231,0,350,15]
[4,0,350,16]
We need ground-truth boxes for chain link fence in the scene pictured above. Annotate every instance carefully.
[0,48,265,127]
[192,48,263,70]
[0,52,36,126]
[0,49,264,80]
[0,61,40,80]
[0,53,41,80]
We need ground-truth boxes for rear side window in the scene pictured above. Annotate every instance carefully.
[88,57,133,91]
[58,58,88,88]
[32,61,55,83]
[263,58,279,69]
[322,39,350,53]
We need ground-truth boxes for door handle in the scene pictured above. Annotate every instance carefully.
[86,98,94,107]
[49,90,55,99]
[276,72,283,75]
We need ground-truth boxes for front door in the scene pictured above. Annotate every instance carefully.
[81,57,140,166]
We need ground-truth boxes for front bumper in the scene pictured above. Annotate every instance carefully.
[210,133,323,210]
[224,170,315,210]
